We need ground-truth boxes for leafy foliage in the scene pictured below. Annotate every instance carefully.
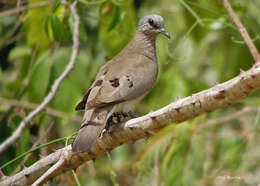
[0,0,259,185]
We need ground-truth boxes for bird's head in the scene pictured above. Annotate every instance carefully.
[137,14,170,39]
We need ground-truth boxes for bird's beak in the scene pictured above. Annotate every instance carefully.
[159,28,171,39]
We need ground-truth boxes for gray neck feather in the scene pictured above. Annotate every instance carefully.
[127,31,157,61]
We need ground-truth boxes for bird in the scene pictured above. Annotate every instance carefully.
[72,14,170,152]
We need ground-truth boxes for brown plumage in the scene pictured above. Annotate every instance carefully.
[72,14,170,152]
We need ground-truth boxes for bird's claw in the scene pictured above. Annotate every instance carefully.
[127,111,137,118]
[99,128,107,139]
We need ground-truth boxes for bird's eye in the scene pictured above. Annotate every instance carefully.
[148,18,154,26]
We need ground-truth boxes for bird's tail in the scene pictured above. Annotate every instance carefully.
[72,107,112,152]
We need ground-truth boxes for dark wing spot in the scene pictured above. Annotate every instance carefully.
[94,79,103,86]
[126,75,133,88]
[109,78,120,87]
[103,70,108,75]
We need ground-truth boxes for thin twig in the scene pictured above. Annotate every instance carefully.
[221,0,260,63]
[197,106,260,131]
[31,158,65,186]
[0,169,6,179]
[14,121,55,173]
[17,0,22,7]
[0,0,80,154]
[179,0,204,26]
[0,97,82,123]
[3,33,25,46]
[0,1,52,18]
[2,19,22,46]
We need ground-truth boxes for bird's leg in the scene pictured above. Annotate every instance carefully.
[100,115,116,137]
[99,128,106,138]
[99,115,114,138]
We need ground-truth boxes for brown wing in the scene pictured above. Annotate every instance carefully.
[75,64,109,111]
[75,88,91,110]
[86,54,158,109]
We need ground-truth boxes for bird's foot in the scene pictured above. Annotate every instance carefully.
[108,112,129,125]
[105,112,129,130]
[104,111,137,135]
[99,128,109,138]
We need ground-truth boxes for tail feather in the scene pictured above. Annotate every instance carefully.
[72,107,112,152]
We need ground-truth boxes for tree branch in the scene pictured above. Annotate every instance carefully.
[31,158,65,186]
[0,1,52,18]
[221,0,260,63]
[0,0,80,154]
[14,121,55,173]
[0,97,82,123]
[197,106,260,130]
[1,62,260,185]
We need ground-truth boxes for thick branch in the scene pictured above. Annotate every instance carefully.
[0,0,80,154]
[221,0,260,63]
[1,64,260,185]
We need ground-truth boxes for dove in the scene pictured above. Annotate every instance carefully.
[72,14,170,152]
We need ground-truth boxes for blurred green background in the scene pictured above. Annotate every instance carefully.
[0,0,260,185]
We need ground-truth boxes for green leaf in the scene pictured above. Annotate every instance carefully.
[8,46,32,60]
[19,57,32,80]
[44,16,52,41]
[51,15,70,42]
[51,0,61,12]
[27,51,51,103]
[107,6,121,31]
[5,81,23,94]
[23,0,52,48]
[99,2,136,57]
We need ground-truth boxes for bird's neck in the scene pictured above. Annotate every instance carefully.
[127,31,157,61]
